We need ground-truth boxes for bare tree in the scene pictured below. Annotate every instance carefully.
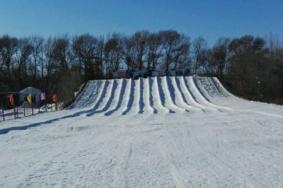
[14,38,33,85]
[209,38,230,78]
[192,37,208,75]
[132,31,149,71]
[0,35,18,81]
[172,35,190,71]
[159,30,181,74]
[146,33,162,73]
[29,36,44,79]
[72,34,97,79]
[104,34,123,76]
[50,36,70,73]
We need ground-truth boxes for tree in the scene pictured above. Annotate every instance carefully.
[15,38,33,87]
[72,34,98,80]
[29,36,44,79]
[171,35,190,71]
[209,38,230,78]
[192,37,208,75]
[123,36,135,72]
[0,32,282,105]
[159,30,181,74]
[132,31,149,71]
[104,34,123,76]
[146,33,162,72]
[227,35,267,99]
[50,36,70,73]
[0,35,18,81]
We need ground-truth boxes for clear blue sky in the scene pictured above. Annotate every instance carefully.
[0,0,282,44]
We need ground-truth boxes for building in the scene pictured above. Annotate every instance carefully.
[19,87,42,106]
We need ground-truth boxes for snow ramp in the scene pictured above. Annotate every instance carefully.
[68,76,233,116]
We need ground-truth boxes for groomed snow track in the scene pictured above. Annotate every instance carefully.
[68,76,232,115]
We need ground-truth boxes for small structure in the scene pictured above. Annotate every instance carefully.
[19,87,42,106]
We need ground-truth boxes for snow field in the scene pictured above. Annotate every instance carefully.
[0,76,283,188]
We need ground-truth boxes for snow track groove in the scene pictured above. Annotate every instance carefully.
[143,78,155,114]
[154,77,171,113]
[161,77,186,113]
[57,76,283,118]
[86,80,115,116]
[193,77,233,111]
[170,76,198,112]
[67,76,238,116]
[122,79,135,115]
[186,77,221,112]
[104,79,126,116]
[178,77,207,111]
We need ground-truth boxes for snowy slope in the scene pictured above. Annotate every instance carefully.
[65,76,237,114]
[0,76,283,188]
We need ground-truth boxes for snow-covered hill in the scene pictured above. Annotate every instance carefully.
[0,76,282,188]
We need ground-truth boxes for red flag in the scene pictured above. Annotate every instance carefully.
[7,94,14,106]
[51,94,57,103]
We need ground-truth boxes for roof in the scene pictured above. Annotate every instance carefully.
[19,87,42,94]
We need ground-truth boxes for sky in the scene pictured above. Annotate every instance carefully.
[0,0,282,45]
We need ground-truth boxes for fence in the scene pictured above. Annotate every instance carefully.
[0,92,58,122]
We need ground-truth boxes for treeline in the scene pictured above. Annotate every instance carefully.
[0,31,282,104]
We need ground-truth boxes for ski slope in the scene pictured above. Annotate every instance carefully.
[0,76,283,188]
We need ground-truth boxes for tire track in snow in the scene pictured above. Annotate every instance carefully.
[123,144,133,188]
[157,138,187,188]
[189,128,265,188]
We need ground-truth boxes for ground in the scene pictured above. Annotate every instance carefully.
[0,76,282,188]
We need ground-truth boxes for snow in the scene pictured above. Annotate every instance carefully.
[0,76,283,188]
